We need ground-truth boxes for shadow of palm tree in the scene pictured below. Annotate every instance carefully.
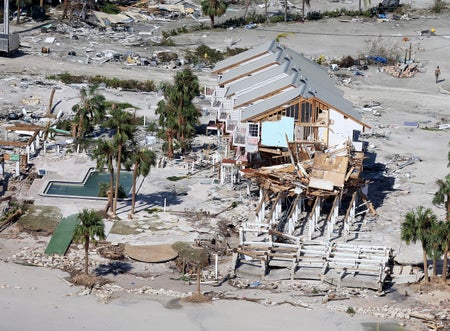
[94,261,133,276]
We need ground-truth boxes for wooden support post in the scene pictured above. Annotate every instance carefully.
[47,88,56,116]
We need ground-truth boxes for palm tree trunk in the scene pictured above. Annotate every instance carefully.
[167,131,174,159]
[443,246,448,283]
[196,265,201,295]
[77,117,84,139]
[63,0,69,18]
[16,4,21,24]
[265,0,268,21]
[131,161,138,215]
[243,0,251,19]
[423,247,429,282]
[302,0,305,19]
[105,166,114,213]
[84,236,89,274]
[433,255,437,277]
[113,145,122,216]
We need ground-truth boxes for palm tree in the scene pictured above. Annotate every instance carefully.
[126,146,156,216]
[201,0,227,29]
[433,173,450,281]
[171,69,200,154]
[433,174,450,222]
[401,206,437,282]
[302,0,311,20]
[91,139,116,213]
[155,99,177,159]
[105,107,136,217]
[434,220,450,282]
[73,209,105,274]
[156,69,200,158]
[72,85,106,142]
[428,220,444,277]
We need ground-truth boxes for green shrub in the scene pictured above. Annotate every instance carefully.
[101,3,121,14]
[346,306,356,315]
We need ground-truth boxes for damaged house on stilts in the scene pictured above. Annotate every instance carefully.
[208,40,393,290]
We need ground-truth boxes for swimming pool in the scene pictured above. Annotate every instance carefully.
[43,168,133,199]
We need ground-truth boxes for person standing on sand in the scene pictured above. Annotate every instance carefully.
[435,66,441,83]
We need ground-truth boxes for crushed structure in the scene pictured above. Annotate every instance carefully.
[208,40,392,290]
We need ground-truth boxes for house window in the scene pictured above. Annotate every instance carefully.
[248,123,259,137]
[353,130,361,142]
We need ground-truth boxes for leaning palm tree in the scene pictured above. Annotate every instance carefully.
[91,139,116,213]
[433,173,450,281]
[155,99,178,159]
[105,107,136,217]
[201,0,228,29]
[73,209,105,274]
[72,85,106,141]
[126,146,156,216]
[401,206,437,282]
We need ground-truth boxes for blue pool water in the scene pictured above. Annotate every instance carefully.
[44,170,133,198]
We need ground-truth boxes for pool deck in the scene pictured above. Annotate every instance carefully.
[22,154,112,217]
[19,151,221,246]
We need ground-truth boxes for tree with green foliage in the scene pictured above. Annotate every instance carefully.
[432,144,450,282]
[155,98,177,159]
[429,220,444,277]
[91,139,116,213]
[72,85,106,141]
[73,209,105,274]
[171,69,201,154]
[125,146,156,216]
[434,220,450,282]
[156,69,201,158]
[201,0,228,29]
[105,107,136,217]
[401,206,437,282]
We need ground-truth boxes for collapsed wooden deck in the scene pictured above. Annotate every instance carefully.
[232,223,393,290]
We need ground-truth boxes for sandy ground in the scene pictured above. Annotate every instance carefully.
[1,1,450,330]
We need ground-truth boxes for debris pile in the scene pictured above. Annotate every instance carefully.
[383,62,420,78]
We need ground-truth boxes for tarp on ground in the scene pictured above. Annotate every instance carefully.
[44,214,79,255]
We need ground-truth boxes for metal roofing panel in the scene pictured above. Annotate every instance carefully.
[218,52,280,85]
[213,40,277,73]
[234,73,299,108]
[225,61,291,97]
